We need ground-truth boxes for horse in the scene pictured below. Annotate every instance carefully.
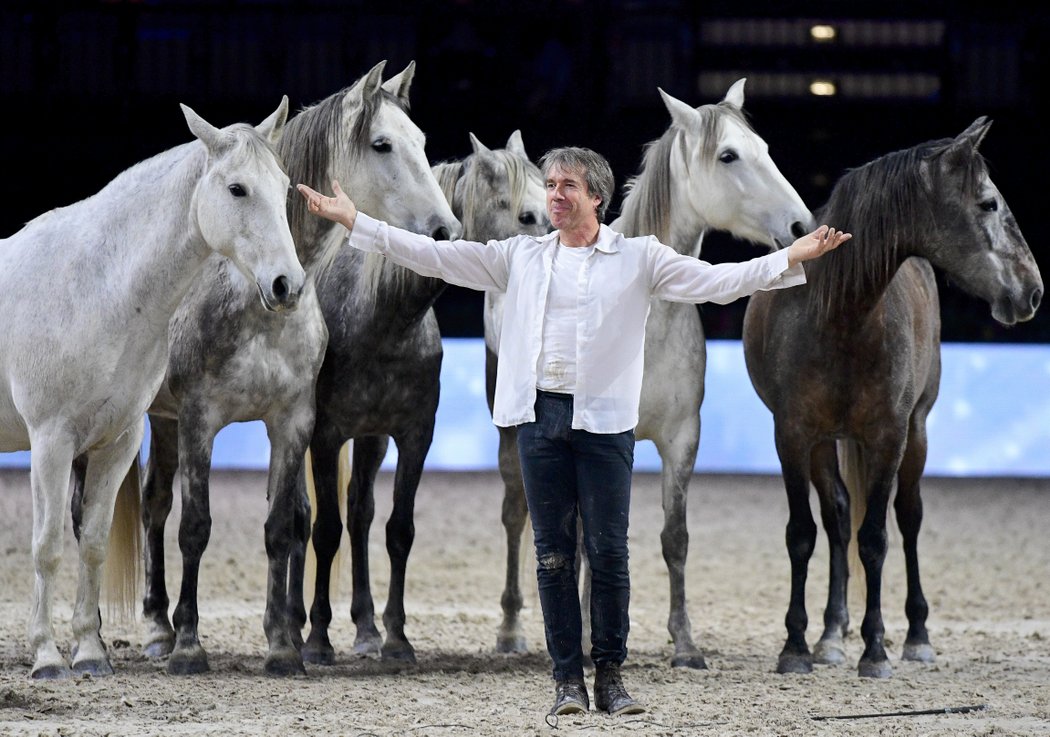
[490,80,813,667]
[742,118,1042,678]
[295,63,461,665]
[107,60,458,677]
[0,99,303,679]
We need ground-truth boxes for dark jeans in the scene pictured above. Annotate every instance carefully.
[516,390,635,683]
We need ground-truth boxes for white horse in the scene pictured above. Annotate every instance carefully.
[490,81,814,668]
[0,100,303,679]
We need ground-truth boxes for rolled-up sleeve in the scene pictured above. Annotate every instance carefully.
[348,213,510,291]
[647,240,806,305]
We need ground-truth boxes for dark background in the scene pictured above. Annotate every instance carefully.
[2,0,1047,342]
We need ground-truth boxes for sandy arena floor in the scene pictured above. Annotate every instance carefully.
[0,468,1047,736]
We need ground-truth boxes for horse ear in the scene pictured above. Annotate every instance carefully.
[181,103,227,152]
[382,60,416,105]
[723,78,747,109]
[956,116,993,151]
[348,60,387,105]
[469,132,491,155]
[255,95,289,145]
[658,87,700,130]
[506,129,528,158]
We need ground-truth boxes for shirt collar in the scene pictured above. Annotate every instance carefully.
[540,224,621,253]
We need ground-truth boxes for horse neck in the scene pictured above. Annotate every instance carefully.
[613,133,710,256]
[807,213,924,322]
[362,254,446,329]
[102,144,213,329]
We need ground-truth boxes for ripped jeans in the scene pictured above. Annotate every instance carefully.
[517,390,635,683]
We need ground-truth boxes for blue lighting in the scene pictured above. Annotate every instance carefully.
[2,340,1047,477]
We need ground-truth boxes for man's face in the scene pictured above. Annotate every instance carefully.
[545,165,601,233]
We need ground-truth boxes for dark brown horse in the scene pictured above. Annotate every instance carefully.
[742,118,1042,678]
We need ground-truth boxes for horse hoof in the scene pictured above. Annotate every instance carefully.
[495,635,527,654]
[265,652,307,677]
[902,642,936,663]
[813,640,847,665]
[143,638,175,659]
[352,636,382,657]
[381,642,417,664]
[302,644,336,666]
[670,652,708,669]
[31,663,73,680]
[858,659,893,678]
[72,658,114,677]
[776,654,813,675]
[167,649,210,676]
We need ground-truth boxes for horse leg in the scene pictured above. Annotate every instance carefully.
[302,431,348,664]
[896,418,934,663]
[381,426,431,663]
[810,440,850,665]
[71,422,144,676]
[346,435,388,657]
[260,407,313,676]
[655,427,706,669]
[70,455,87,542]
[496,424,529,654]
[167,411,218,675]
[140,415,179,658]
[285,463,310,650]
[855,446,900,678]
[775,428,818,674]
[27,429,78,679]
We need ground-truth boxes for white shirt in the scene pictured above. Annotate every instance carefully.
[348,212,805,433]
[536,243,593,392]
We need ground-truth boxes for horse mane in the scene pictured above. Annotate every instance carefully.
[225,123,285,173]
[617,101,753,244]
[432,161,463,210]
[280,82,406,275]
[807,137,986,315]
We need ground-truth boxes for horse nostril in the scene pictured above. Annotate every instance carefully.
[1031,288,1043,312]
[433,227,450,241]
[790,221,808,239]
[273,275,290,302]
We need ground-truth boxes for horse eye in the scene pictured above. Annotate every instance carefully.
[228,184,247,197]
[519,212,537,226]
[980,199,998,212]
[719,150,738,164]
[372,139,392,153]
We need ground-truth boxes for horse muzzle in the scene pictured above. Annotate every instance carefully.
[258,272,305,312]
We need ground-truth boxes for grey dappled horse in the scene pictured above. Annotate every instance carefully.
[742,118,1042,678]
[295,63,461,666]
[105,61,454,676]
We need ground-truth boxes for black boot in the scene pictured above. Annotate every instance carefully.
[550,680,590,715]
[594,663,645,715]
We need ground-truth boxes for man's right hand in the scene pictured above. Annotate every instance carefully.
[297,180,358,230]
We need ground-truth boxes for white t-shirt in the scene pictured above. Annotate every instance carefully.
[537,243,594,392]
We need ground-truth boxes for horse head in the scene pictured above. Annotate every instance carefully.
[181,98,304,312]
[658,80,813,249]
[923,118,1042,325]
[448,130,549,241]
[335,60,461,241]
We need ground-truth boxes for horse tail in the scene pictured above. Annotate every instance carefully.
[103,456,142,622]
[303,445,349,605]
[837,439,866,609]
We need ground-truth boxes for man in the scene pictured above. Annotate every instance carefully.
[298,147,849,717]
